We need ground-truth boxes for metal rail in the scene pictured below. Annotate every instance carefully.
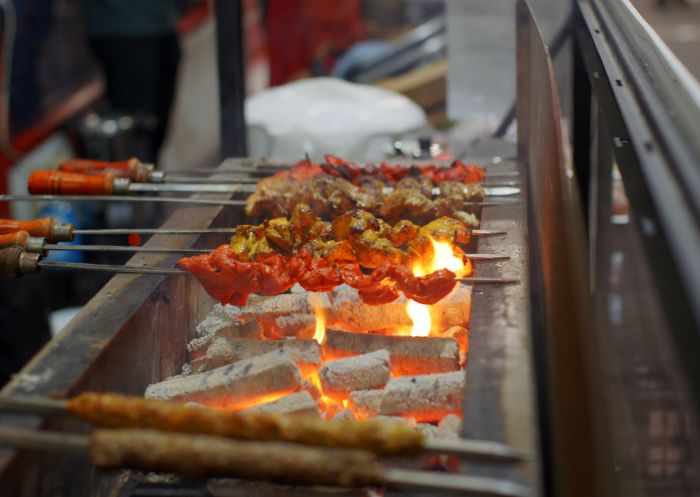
[575,0,700,404]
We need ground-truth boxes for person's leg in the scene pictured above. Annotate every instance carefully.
[153,33,181,156]
[0,277,51,386]
[89,38,159,116]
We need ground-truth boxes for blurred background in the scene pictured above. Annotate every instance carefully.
[0,0,697,382]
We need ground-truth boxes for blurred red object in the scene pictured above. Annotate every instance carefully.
[266,0,366,85]
[127,233,142,247]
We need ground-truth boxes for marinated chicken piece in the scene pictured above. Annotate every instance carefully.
[437,181,485,202]
[452,210,480,229]
[263,218,295,252]
[308,220,332,240]
[290,203,317,243]
[379,189,436,224]
[417,216,472,244]
[354,177,385,197]
[389,220,419,246]
[304,239,356,264]
[395,176,432,197]
[331,210,380,241]
[350,230,405,268]
[229,225,274,260]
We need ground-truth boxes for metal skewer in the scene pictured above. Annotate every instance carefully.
[0,194,507,208]
[0,216,508,243]
[1,247,517,283]
[0,426,533,496]
[0,194,248,206]
[42,244,211,255]
[0,394,527,462]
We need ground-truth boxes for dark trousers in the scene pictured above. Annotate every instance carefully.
[0,277,51,386]
[89,34,181,161]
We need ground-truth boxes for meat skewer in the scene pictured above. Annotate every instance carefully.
[58,156,520,183]
[0,246,519,286]
[0,426,533,496]
[0,218,507,261]
[0,193,508,208]
[0,392,527,461]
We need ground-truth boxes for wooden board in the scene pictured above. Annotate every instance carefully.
[516,2,595,497]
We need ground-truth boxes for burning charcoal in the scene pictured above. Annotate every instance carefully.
[328,288,411,332]
[442,326,468,365]
[331,409,355,421]
[327,285,471,333]
[201,337,321,374]
[318,350,391,399]
[325,329,460,375]
[145,350,301,409]
[348,389,384,418]
[195,303,237,336]
[299,380,321,401]
[437,413,463,439]
[187,320,264,360]
[238,293,331,320]
[348,391,383,418]
[272,314,316,339]
[379,371,465,422]
[242,391,319,416]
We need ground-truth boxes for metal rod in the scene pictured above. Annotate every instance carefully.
[422,438,528,461]
[165,165,522,177]
[0,427,89,455]
[43,244,211,255]
[384,468,534,497]
[0,395,67,416]
[0,426,534,495]
[74,228,238,236]
[458,277,521,284]
[74,228,506,237]
[42,244,506,261]
[472,230,507,236]
[127,183,256,194]
[0,195,511,208]
[37,261,187,275]
[0,195,247,206]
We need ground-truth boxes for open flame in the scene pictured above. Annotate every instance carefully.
[312,295,326,345]
[408,237,471,337]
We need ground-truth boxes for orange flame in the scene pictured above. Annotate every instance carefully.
[312,295,326,345]
[408,237,471,337]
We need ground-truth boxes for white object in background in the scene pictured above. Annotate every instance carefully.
[49,307,82,337]
[245,78,427,162]
[8,132,74,220]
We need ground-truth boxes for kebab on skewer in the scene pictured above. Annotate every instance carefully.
[53,154,512,185]
[0,425,532,496]
[0,392,525,461]
[245,172,486,224]
[177,205,489,306]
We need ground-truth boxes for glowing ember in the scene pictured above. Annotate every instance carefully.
[304,371,344,418]
[408,237,471,337]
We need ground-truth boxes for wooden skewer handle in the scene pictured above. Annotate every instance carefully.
[58,158,149,181]
[0,246,39,277]
[0,217,73,243]
[28,171,124,195]
[0,231,45,253]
